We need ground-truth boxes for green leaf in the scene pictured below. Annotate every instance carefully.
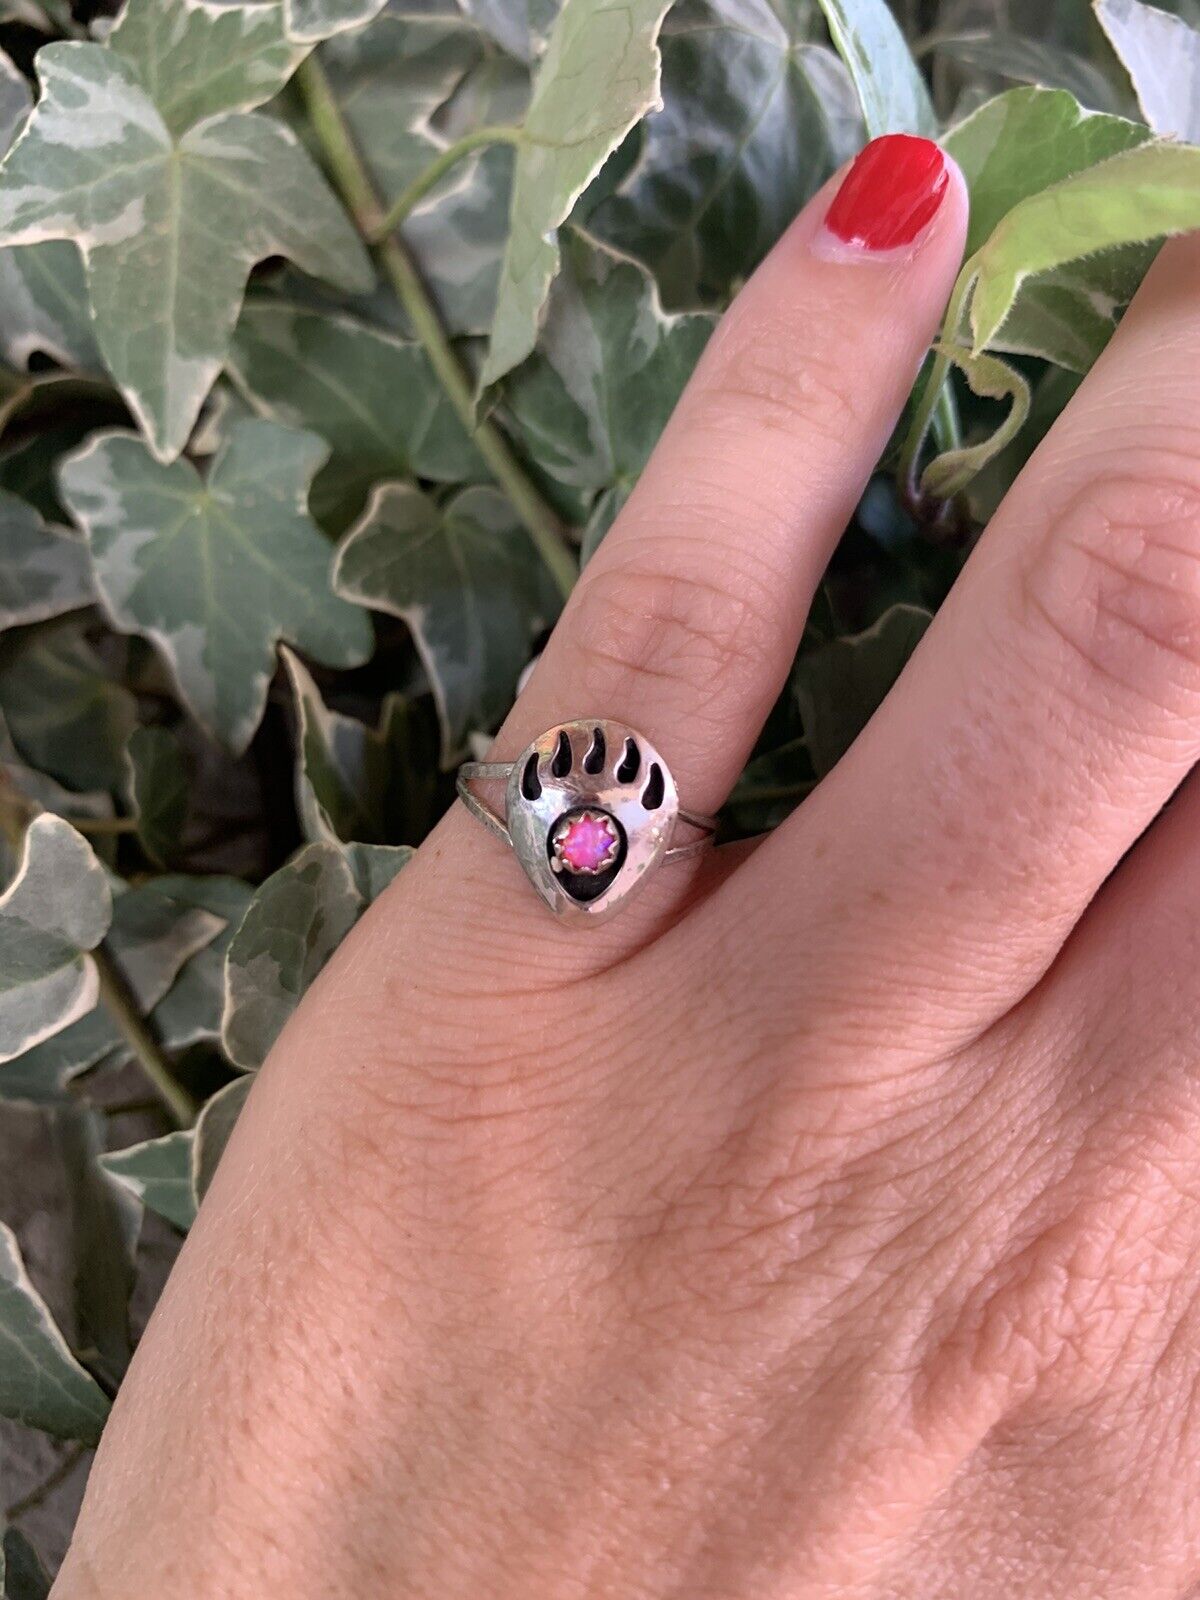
[461,0,560,61]
[0,621,137,795]
[506,230,712,520]
[480,0,676,387]
[148,875,252,1055]
[0,241,100,373]
[0,1220,110,1444]
[969,139,1200,354]
[99,1129,196,1232]
[127,726,188,868]
[285,0,387,46]
[0,874,228,1101]
[282,645,436,847]
[0,43,372,461]
[227,298,484,531]
[342,840,412,902]
[585,0,860,307]
[110,0,308,137]
[0,49,30,155]
[944,87,1155,371]
[1096,0,1200,141]
[59,421,373,752]
[793,604,931,777]
[334,484,549,762]
[50,1103,139,1390]
[920,344,1032,500]
[2,1525,51,1600]
[191,1072,250,1202]
[221,839,361,1070]
[814,0,936,137]
[0,815,109,1065]
[933,30,1130,114]
[0,491,93,630]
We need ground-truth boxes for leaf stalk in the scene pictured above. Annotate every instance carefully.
[295,58,576,601]
[369,126,523,242]
[896,255,978,498]
[92,946,198,1129]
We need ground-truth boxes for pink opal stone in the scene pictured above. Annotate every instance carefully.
[555,811,618,874]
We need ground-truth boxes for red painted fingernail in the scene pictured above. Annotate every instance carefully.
[823,134,949,253]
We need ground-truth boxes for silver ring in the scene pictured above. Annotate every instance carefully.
[457,719,717,924]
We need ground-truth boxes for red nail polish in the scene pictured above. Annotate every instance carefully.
[824,134,949,252]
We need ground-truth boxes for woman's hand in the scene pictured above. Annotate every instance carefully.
[57,135,1200,1599]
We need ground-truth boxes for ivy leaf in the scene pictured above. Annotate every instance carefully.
[0,873,224,1100]
[480,0,675,388]
[285,0,387,45]
[342,840,412,902]
[148,875,252,1055]
[127,726,188,868]
[221,839,362,1070]
[968,139,1200,355]
[0,241,98,374]
[99,1129,196,1233]
[0,1220,110,1444]
[2,1524,51,1600]
[0,47,29,154]
[59,421,373,753]
[814,0,936,138]
[506,231,712,540]
[932,30,1130,114]
[0,815,110,1065]
[334,484,551,763]
[1096,0,1200,141]
[0,491,93,630]
[227,299,484,530]
[794,604,931,777]
[585,0,860,307]
[282,646,436,847]
[944,87,1153,371]
[461,0,559,62]
[0,621,137,796]
[0,44,372,462]
[110,0,309,137]
[191,1072,251,1202]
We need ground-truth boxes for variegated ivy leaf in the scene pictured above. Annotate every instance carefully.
[323,6,529,336]
[0,1220,110,1444]
[1096,0,1200,142]
[59,421,374,752]
[109,0,309,137]
[506,231,713,558]
[586,0,861,307]
[814,0,936,138]
[221,839,360,1070]
[192,1072,251,1202]
[227,298,484,530]
[0,815,110,1066]
[944,87,1152,372]
[285,0,386,45]
[334,484,552,763]
[0,47,29,153]
[127,725,188,868]
[0,44,372,462]
[460,0,559,62]
[932,30,1129,114]
[0,490,94,629]
[2,1523,51,1600]
[967,139,1200,356]
[0,873,225,1100]
[0,621,137,795]
[282,645,436,848]
[100,1129,197,1232]
[147,875,252,1056]
[479,0,677,388]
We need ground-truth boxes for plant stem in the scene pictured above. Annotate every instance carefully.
[295,57,576,601]
[896,258,977,499]
[370,126,523,241]
[69,816,137,837]
[93,946,198,1128]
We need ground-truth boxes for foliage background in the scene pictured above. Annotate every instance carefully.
[0,0,1198,1581]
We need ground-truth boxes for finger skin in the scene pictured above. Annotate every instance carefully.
[709,234,1200,1054]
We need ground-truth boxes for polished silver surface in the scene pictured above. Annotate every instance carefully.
[457,719,716,925]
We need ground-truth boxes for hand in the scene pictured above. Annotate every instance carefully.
[56,135,1200,1599]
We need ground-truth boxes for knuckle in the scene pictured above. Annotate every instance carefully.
[689,316,869,447]
[1018,463,1200,720]
[567,559,777,715]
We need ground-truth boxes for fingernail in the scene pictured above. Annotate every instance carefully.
[821,134,949,255]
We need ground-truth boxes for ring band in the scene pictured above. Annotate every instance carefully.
[457,720,716,924]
